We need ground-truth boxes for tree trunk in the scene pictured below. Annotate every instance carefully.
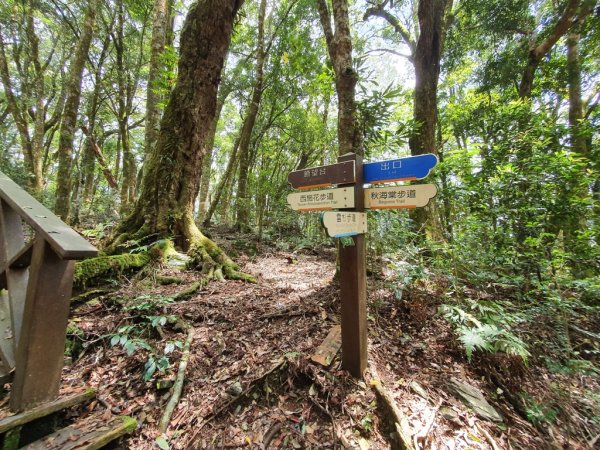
[116,0,137,213]
[563,17,593,277]
[197,93,227,222]
[408,0,451,241]
[198,56,245,223]
[110,0,252,282]
[518,0,581,99]
[316,0,362,157]
[144,0,170,158]
[55,0,98,220]
[234,0,267,232]
[203,131,242,227]
[0,10,47,197]
[363,0,452,240]
[82,30,112,204]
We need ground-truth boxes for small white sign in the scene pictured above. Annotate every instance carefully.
[287,187,354,211]
[364,184,437,209]
[322,211,367,238]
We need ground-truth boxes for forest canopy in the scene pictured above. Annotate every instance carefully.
[0,0,599,447]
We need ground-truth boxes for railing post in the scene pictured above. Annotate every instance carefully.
[10,237,75,412]
[0,199,28,351]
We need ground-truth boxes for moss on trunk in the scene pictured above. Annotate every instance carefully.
[104,0,252,286]
[74,253,151,289]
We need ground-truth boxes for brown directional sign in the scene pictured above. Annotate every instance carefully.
[287,161,355,190]
[364,184,437,209]
[287,187,354,211]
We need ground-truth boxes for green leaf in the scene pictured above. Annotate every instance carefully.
[458,328,490,361]
[124,340,137,356]
[144,359,157,381]
[155,435,170,450]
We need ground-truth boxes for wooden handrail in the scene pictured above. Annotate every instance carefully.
[0,171,98,412]
[0,172,97,259]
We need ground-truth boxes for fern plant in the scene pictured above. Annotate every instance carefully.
[440,301,530,363]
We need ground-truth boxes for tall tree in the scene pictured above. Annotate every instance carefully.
[364,0,453,239]
[316,0,362,156]
[55,0,99,221]
[110,0,252,281]
[144,0,171,158]
[518,0,587,99]
[235,0,268,232]
[0,1,65,196]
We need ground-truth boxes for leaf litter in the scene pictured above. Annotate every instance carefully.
[56,237,599,449]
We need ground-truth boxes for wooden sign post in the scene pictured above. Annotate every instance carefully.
[337,153,368,377]
[287,152,438,379]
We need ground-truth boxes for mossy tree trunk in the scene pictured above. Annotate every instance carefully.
[54,0,98,221]
[110,0,252,282]
[116,0,137,214]
[316,0,362,157]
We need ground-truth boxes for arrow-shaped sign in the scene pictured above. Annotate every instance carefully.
[365,184,437,209]
[287,187,354,211]
[288,161,355,190]
[363,154,438,184]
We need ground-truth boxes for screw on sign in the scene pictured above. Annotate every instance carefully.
[287,153,438,378]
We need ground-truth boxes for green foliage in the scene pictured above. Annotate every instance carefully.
[439,302,530,363]
[522,393,558,426]
[108,293,182,381]
[81,221,117,241]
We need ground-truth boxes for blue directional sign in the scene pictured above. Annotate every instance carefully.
[363,153,438,184]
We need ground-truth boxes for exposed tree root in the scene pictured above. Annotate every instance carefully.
[104,212,256,286]
[182,214,256,283]
[369,366,415,450]
[74,253,151,290]
[159,324,194,433]
[155,275,184,285]
[173,282,202,301]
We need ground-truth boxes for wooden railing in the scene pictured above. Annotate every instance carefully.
[0,172,97,412]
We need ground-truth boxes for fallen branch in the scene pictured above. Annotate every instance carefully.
[308,395,356,449]
[159,324,194,433]
[80,125,118,189]
[262,421,283,448]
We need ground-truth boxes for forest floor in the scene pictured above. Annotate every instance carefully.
[39,233,599,449]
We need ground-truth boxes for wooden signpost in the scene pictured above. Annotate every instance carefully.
[287,161,355,190]
[322,211,367,237]
[287,152,438,378]
[365,184,437,209]
[287,187,354,211]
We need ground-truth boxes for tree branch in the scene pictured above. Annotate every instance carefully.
[315,0,335,53]
[363,47,413,61]
[363,3,416,56]
[532,0,580,59]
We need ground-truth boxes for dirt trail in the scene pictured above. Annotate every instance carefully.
[61,244,598,449]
